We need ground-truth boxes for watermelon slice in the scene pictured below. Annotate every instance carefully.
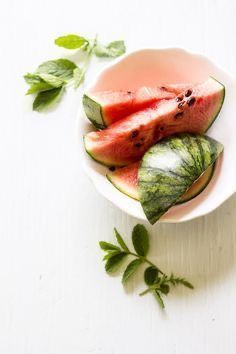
[138,133,223,224]
[107,162,140,200]
[83,85,191,128]
[84,78,225,167]
[107,161,215,203]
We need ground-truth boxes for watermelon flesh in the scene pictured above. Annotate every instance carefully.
[83,84,191,128]
[107,162,215,203]
[84,78,225,166]
[107,162,140,200]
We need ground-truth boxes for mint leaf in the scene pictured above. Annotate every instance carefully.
[73,67,84,88]
[37,59,77,81]
[55,34,89,50]
[99,241,120,251]
[24,73,42,85]
[33,86,64,112]
[132,224,149,257]
[160,283,170,295]
[179,279,194,289]
[114,228,129,252]
[24,73,53,94]
[122,259,143,284]
[103,250,122,261]
[38,73,65,87]
[105,252,127,273]
[94,40,126,58]
[169,274,194,289]
[26,82,54,95]
[144,266,159,285]
[24,73,65,95]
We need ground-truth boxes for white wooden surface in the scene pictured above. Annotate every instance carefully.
[0,0,236,353]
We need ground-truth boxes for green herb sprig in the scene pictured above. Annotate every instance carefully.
[99,224,193,309]
[24,34,126,112]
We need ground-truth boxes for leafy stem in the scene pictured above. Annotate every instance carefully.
[128,252,164,274]
[99,224,194,309]
[79,35,98,80]
[24,33,126,111]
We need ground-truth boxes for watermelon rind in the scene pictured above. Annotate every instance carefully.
[83,94,105,129]
[138,133,223,224]
[107,162,215,203]
[205,77,225,131]
[177,163,215,204]
[107,173,139,201]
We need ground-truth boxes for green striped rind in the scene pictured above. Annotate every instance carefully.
[106,174,139,200]
[206,78,225,131]
[107,162,215,203]
[177,163,215,204]
[138,133,223,224]
[83,94,105,129]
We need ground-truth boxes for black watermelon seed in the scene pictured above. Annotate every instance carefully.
[127,91,132,94]
[174,112,184,119]
[187,97,196,106]
[134,142,142,148]
[185,89,192,97]
[130,130,139,139]
[178,101,185,109]
[176,95,183,102]
[109,166,116,171]
[159,126,165,131]
[161,86,166,90]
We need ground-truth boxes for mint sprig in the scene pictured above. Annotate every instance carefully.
[99,224,193,309]
[24,34,126,112]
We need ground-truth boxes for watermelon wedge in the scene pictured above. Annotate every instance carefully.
[107,162,140,200]
[138,133,223,224]
[84,78,225,167]
[83,84,191,128]
[107,161,215,203]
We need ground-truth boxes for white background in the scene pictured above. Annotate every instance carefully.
[0,0,236,353]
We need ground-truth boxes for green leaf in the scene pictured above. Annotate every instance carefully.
[24,73,42,84]
[160,283,170,295]
[105,252,127,273]
[94,40,126,58]
[99,241,120,251]
[37,59,77,81]
[180,280,194,289]
[103,250,122,261]
[55,34,89,50]
[169,274,194,289]
[38,73,65,87]
[122,259,143,284]
[24,74,52,94]
[24,73,64,95]
[33,86,64,112]
[144,266,159,285]
[73,67,84,88]
[175,278,194,289]
[26,82,54,95]
[154,291,165,309]
[132,224,149,257]
[114,228,129,252]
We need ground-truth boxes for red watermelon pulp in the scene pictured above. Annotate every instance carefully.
[83,84,191,128]
[84,78,225,167]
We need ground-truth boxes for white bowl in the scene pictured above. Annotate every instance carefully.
[78,48,236,223]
